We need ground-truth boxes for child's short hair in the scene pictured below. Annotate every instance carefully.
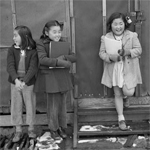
[107,12,131,32]
[40,20,64,40]
[15,25,36,50]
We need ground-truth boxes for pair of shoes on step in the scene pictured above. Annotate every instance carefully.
[12,132,22,142]
[118,120,128,131]
[50,127,67,140]
[13,131,36,142]
[57,127,67,139]
[28,130,36,138]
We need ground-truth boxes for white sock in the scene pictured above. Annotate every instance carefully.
[28,125,34,131]
[118,115,125,121]
[16,125,22,132]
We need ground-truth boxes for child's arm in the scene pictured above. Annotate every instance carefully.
[118,32,142,58]
[63,50,76,63]
[22,51,38,84]
[56,58,72,68]
[99,36,120,63]
[55,49,76,64]
[15,78,23,91]
[36,40,58,67]
[129,32,142,58]
[7,47,19,82]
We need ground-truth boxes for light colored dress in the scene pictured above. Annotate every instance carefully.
[99,30,142,89]
[112,35,124,88]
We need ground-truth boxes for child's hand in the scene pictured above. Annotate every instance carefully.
[57,55,66,60]
[21,82,26,89]
[118,49,131,56]
[57,59,72,68]
[15,78,23,91]
[109,54,122,62]
[118,49,125,56]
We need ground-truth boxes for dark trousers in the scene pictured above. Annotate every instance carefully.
[47,92,67,131]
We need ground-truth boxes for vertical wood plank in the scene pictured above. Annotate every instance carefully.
[102,0,106,35]
[134,0,141,11]
[134,0,142,96]
[73,99,78,148]
[11,0,17,29]
[128,0,131,12]
[70,1,77,147]
[65,0,75,107]
[102,0,107,96]
[65,0,71,42]
[69,0,76,74]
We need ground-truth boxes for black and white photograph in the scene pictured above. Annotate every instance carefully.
[0,0,150,149]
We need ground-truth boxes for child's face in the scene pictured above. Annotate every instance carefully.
[13,30,21,46]
[111,18,125,36]
[46,25,62,42]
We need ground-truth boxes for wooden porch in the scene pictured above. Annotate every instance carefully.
[0,96,150,149]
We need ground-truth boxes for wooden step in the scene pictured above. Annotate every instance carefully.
[77,107,150,122]
[78,121,150,136]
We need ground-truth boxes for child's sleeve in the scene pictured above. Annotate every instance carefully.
[7,47,19,82]
[23,51,38,84]
[99,35,112,63]
[64,49,77,63]
[36,40,58,67]
[130,32,142,58]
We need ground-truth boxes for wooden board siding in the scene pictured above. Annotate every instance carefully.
[0,113,73,126]
[140,0,150,95]
[78,97,150,108]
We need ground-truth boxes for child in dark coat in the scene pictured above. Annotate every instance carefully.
[34,20,76,140]
[7,25,38,142]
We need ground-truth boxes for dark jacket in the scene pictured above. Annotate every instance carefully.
[34,39,76,93]
[7,45,38,86]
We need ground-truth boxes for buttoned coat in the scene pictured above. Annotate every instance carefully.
[99,30,142,89]
[34,39,76,93]
[7,45,38,86]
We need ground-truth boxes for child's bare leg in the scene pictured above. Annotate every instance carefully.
[113,86,124,117]
[113,86,127,130]
[123,85,135,96]
[122,85,135,108]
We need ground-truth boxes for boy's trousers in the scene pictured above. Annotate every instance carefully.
[11,84,36,131]
[47,92,67,131]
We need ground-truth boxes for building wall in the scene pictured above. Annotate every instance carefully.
[0,0,150,111]
[74,0,150,98]
[0,0,71,112]
[140,0,150,96]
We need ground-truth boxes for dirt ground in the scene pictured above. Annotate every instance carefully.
[0,125,149,150]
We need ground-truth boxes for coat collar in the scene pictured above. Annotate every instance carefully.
[106,30,131,46]
[13,44,20,50]
[106,30,130,38]
[13,44,33,51]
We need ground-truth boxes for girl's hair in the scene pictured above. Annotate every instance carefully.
[14,25,36,50]
[40,20,64,40]
[107,12,131,32]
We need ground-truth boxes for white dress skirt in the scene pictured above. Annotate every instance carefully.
[112,60,124,88]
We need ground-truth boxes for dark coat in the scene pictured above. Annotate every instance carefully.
[34,39,76,93]
[7,45,38,86]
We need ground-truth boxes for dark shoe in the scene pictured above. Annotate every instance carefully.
[123,97,130,108]
[28,131,36,138]
[12,132,22,142]
[118,120,128,131]
[57,127,67,139]
[50,130,61,140]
